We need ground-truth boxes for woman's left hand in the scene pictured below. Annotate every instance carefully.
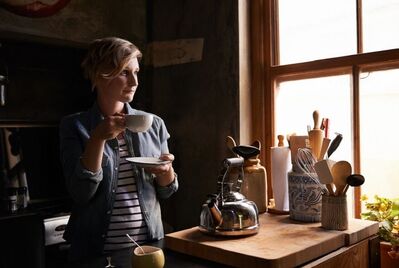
[145,154,175,186]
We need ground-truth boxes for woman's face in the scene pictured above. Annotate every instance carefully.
[96,57,140,105]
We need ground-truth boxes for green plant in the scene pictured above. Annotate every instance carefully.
[361,195,399,259]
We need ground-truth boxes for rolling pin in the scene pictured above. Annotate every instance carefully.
[308,110,324,160]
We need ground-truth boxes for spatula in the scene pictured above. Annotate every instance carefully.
[331,161,352,196]
[314,159,336,195]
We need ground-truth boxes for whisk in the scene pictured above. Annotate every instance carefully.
[295,148,316,174]
[295,148,328,194]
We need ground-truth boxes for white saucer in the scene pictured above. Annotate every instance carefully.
[126,157,171,168]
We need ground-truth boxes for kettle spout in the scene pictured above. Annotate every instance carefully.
[208,200,223,226]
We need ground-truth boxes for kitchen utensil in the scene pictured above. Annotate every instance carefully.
[232,145,260,159]
[308,110,324,160]
[342,174,365,195]
[320,118,329,138]
[126,234,145,254]
[331,161,352,196]
[318,137,331,161]
[314,159,336,195]
[277,135,284,147]
[288,135,308,170]
[199,157,259,236]
[251,140,261,150]
[226,136,238,156]
[295,148,316,174]
[327,133,343,158]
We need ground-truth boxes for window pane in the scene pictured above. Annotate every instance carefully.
[278,0,356,65]
[275,75,354,216]
[363,0,399,52]
[359,69,399,199]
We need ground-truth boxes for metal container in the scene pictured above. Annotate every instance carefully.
[199,158,259,236]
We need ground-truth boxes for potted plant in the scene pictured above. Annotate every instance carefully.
[361,195,399,267]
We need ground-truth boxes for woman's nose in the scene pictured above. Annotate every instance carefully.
[128,74,138,86]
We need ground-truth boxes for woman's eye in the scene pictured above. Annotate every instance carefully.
[121,70,129,76]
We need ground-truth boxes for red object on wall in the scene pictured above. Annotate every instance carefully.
[0,0,71,18]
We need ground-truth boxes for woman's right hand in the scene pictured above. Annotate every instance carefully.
[92,114,126,141]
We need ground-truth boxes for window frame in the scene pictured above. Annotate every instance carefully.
[250,0,399,217]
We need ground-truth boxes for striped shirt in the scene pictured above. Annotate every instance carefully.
[103,134,148,251]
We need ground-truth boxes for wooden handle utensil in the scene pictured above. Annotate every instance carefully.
[308,110,324,160]
[331,161,352,196]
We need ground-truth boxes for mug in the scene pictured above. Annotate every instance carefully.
[125,114,153,132]
[132,245,165,268]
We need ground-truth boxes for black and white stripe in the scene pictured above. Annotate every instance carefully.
[104,135,148,251]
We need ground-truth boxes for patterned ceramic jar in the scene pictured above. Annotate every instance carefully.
[288,172,324,222]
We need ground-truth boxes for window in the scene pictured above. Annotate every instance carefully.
[252,0,399,217]
[278,0,356,64]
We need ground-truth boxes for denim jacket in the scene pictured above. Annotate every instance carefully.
[59,102,178,261]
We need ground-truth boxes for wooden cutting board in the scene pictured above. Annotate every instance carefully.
[165,214,378,268]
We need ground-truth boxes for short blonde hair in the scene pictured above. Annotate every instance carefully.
[81,37,142,88]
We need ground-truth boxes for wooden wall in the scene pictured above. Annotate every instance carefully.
[0,0,240,231]
[146,0,240,230]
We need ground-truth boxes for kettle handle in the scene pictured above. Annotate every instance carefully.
[223,157,244,167]
[218,157,244,197]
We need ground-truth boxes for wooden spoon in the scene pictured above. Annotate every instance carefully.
[314,159,336,195]
[331,161,352,196]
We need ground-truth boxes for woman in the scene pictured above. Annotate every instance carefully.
[59,37,178,267]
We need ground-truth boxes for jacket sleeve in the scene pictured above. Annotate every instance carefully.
[59,115,104,205]
[154,117,179,198]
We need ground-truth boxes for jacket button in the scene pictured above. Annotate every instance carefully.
[107,210,111,214]
[112,189,116,193]
[102,234,106,238]
[114,167,118,171]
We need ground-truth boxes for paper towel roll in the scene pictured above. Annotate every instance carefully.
[271,147,291,211]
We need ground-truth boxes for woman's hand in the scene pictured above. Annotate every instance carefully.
[81,113,125,172]
[145,154,175,186]
[92,113,126,141]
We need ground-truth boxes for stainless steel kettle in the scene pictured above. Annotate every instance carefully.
[199,157,259,236]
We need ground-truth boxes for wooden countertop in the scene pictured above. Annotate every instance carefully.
[165,213,378,268]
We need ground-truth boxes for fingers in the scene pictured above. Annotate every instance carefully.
[144,154,174,175]
[93,115,126,140]
[159,153,175,162]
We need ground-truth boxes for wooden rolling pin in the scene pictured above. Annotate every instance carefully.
[308,110,324,160]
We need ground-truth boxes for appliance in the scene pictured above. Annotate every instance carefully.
[199,157,259,236]
[44,214,69,246]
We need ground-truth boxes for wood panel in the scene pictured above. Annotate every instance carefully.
[302,238,369,268]
[165,213,378,268]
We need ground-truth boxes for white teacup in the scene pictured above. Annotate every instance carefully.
[132,246,165,268]
[125,114,153,132]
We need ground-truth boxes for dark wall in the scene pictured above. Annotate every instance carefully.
[146,0,239,230]
[0,39,91,124]
[0,0,240,232]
